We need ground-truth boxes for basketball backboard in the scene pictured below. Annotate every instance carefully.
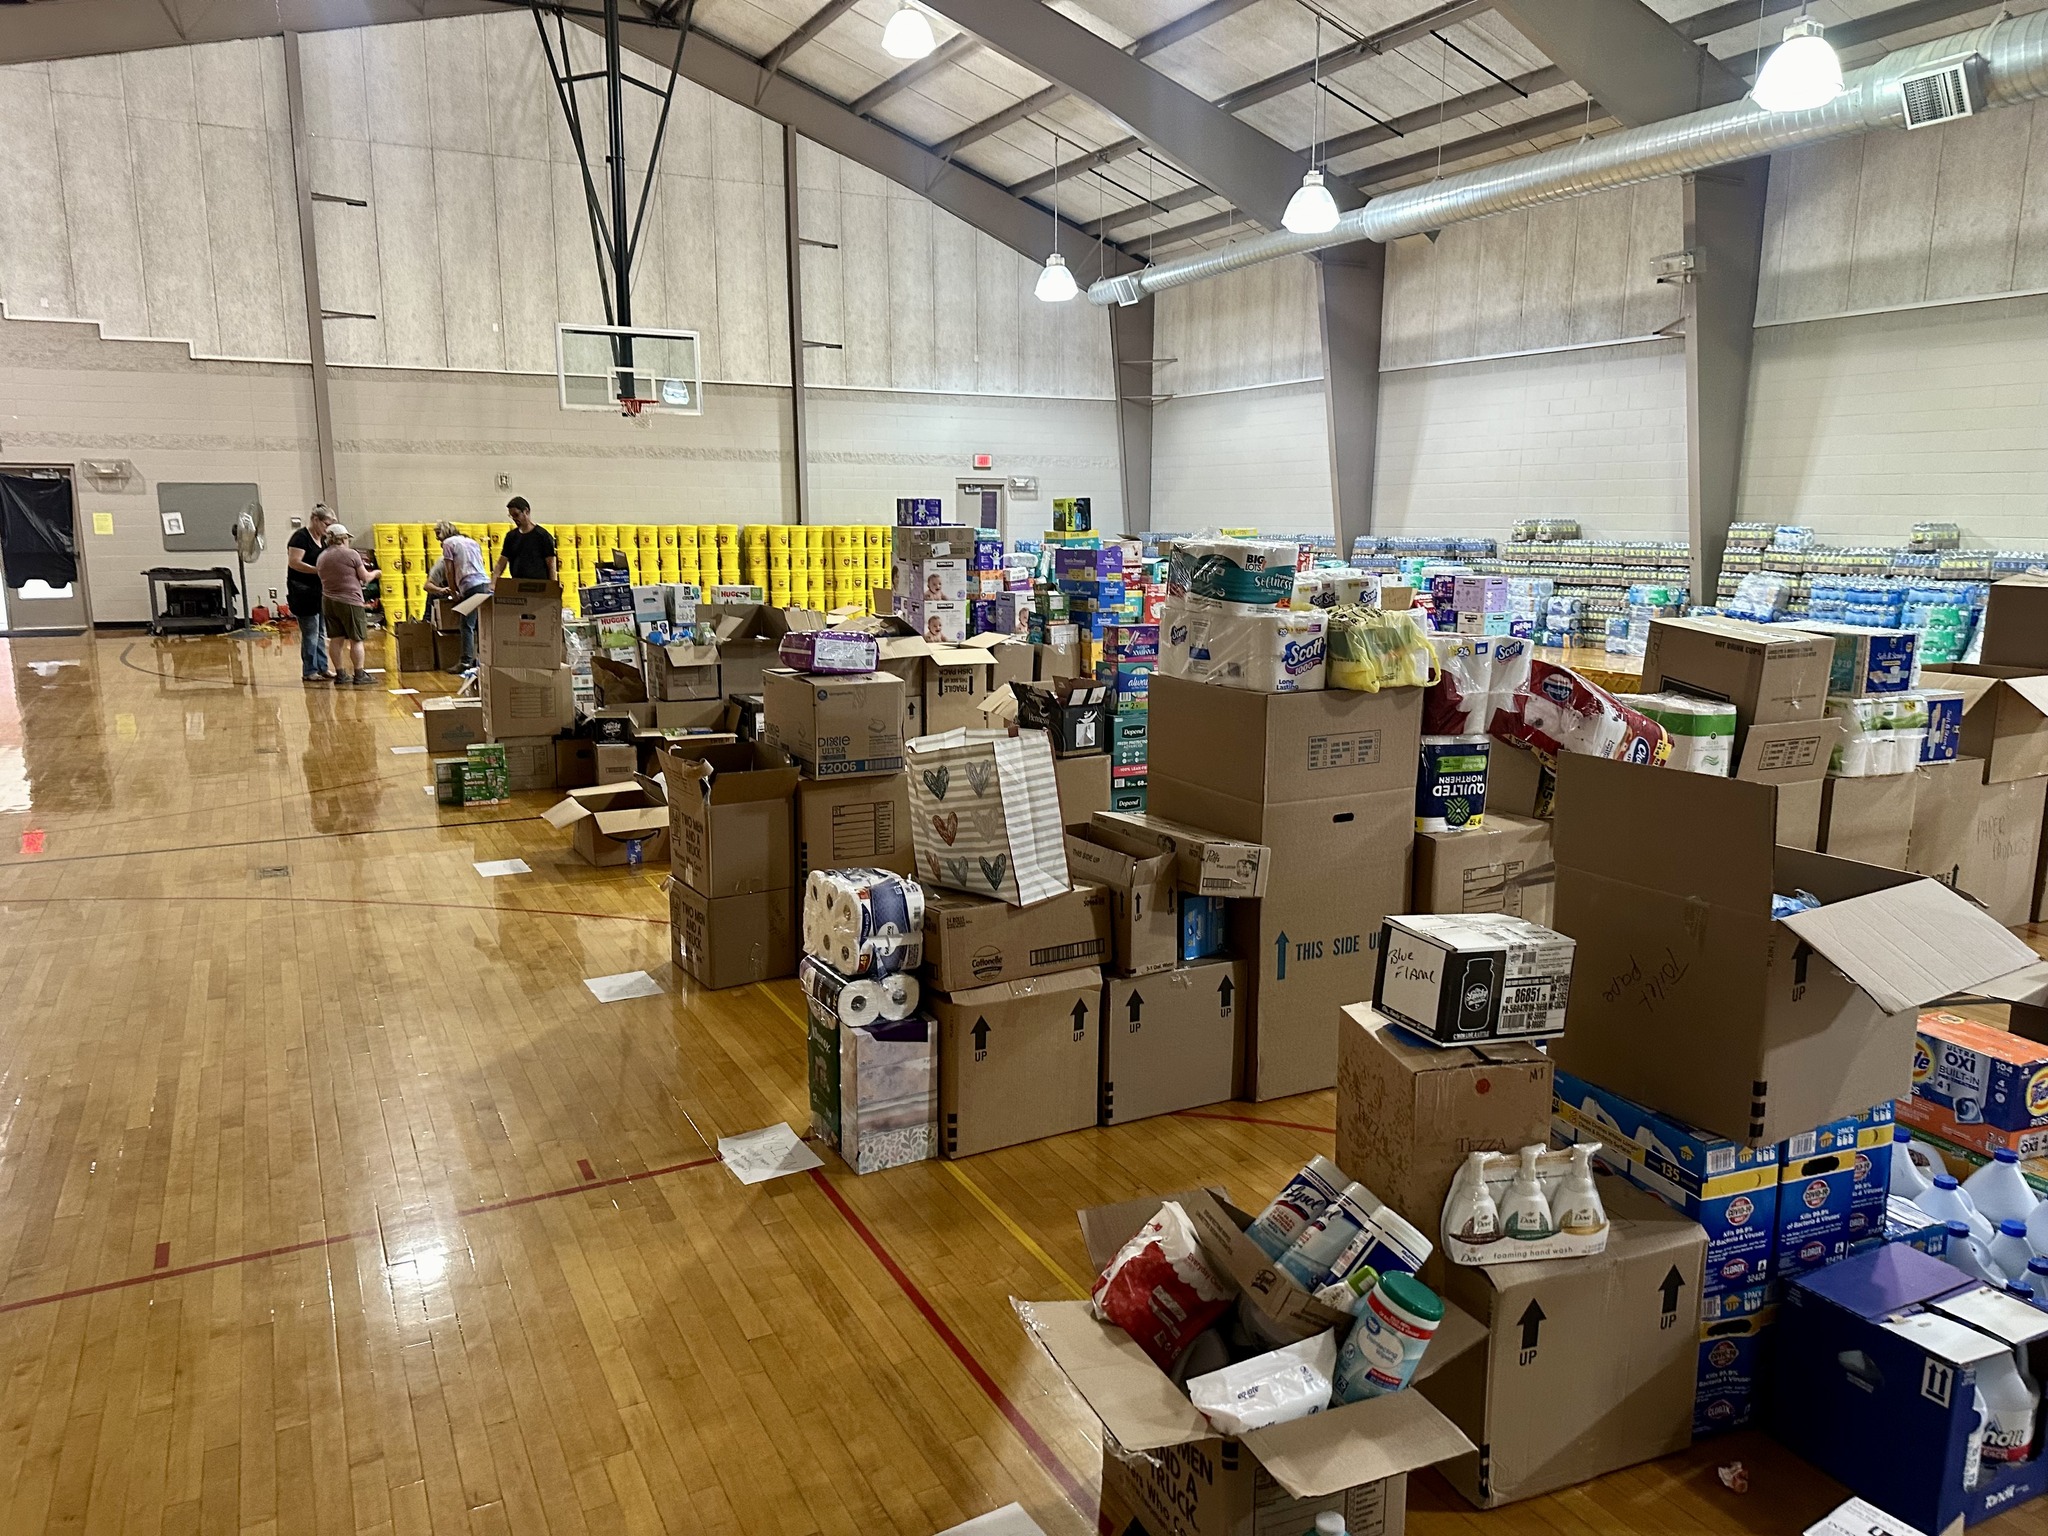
[556,324,702,416]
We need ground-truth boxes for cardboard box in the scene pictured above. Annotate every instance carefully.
[541,778,670,867]
[1924,663,2048,783]
[1372,913,1574,1046]
[1015,678,1111,755]
[1086,810,1270,899]
[554,738,596,789]
[1695,1309,1775,1436]
[761,669,904,779]
[929,966,1100,1157]
[703,603,806,698]
[1549,753,2037,1145]
[475,578,564,669]
[434,629,464,670]
[658,743,799,898]
[1848,1102,1895,1246]
[1411,816,1554,925]
[1978,571,2048,671]
[1775,1122,1858,1277]
[1335,1004,1552,1281]
[1906,755,1983,889]
[1147,673,1422,807]
[1064,824,1177,976]
[669,879,795,990]
[1032,1195,1477,1536]
[422,696,485,756]
[429,596,463,633]
[795,772,913,879]
[1051,751,1111,827]
[1958,773,2048,924]
[1099,960,1241,1124]
[641,641,721,702]
[496,735,557,793]
[393,620,438,673]
[1420,1178,1706,1508]
[479,665,574,738]
[921,885,1111,992]
[1819,772,1916,868]
[1773,1245,2048,1534]
[1776,774,1823,850]
[593,742,637,783]
[921,645,1000,735]
[1641,616,1831,731]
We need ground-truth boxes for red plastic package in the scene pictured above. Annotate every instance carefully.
[1490,659,1670,767]
[1091,1202,1236,1372]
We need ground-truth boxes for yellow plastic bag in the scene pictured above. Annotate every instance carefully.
[1326,604,1440,692]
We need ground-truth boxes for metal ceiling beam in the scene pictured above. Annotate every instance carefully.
[1349,100,1607,189]
[1211,0,1490,116]
[1492,0,1746,126]
[850,30,980,116]
[1676,0,1801,42]
[758,0,859,80]
[1716,0,2006,76]
[933,0,1261,160]
[920,0,1349,230]
[1317,64,1567,165]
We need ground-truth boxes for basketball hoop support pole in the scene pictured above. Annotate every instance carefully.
[602,0,635,406]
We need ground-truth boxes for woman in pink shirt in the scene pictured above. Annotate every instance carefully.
[315,525,379,685]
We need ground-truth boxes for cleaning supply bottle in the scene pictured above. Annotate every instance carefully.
[1978,1348,2039,1468]
[1555,1145,1607,1236]
[1501,1146,1553,1240]
[1990,1220,2036,1283]
[1944,1221,2002,1285]
[1920,1175,1997,1246]
[1964,1149,2041,1230]
[1964,1386,1990,1491]
[2007,1282,2037,1306]
[1889,1126,1933,1200]
[1445,1151,1500,1244]
[2028,1192,2048,1259]
[1313,1515,1347,1536]
[2029,1256,2048,1308]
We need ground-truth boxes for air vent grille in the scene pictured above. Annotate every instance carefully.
[1899,60,1985,129]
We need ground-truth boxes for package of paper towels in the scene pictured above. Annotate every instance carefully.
[801,868,925,978]
[1170,537,1299,605]
[799,953,921,1024]
[1161,595,1327,692]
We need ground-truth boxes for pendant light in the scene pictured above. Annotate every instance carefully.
[1036,132,1077,302]
[1751,14,1843,112]
[881,2,936,61]
[1284,15,1340,234]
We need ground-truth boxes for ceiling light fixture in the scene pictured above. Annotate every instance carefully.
[1751,15,1843,112]
[1036,132,1077,302]
[881,2,936,61]
[1283,14,1341,234]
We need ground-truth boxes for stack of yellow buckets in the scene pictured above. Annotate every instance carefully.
[371,520,892,617]
[741,523,891,612]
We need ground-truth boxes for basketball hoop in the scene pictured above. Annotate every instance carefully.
[619,397,652,417]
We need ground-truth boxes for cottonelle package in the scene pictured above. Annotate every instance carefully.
[1160,595,1328,693]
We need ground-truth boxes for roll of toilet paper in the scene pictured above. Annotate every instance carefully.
[801,869,925,976]
[1160,596,1327,693]
[800,955,921,1024]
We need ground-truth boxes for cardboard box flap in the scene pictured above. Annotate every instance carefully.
[592,655,647,704]
[1882,1310,2019,1368]
[665,743,802,804]
[1412,1301,1487,1386]
[1734,718,1846,784]
[592,805,669,840]
[653,640,719,667]
[1972,959,2048,1007]
[1179,1188,1354,1338]
[452,587,493,616]
[1554,755,1777,905]
[541,781,649,829]
[941,963,1104,1010]
[1020,1299,1214,1453]
[1240,1386,1477,1498]
[1076,1188,1227,1274]
[1779,878,2040,1015]
[1929,1284,2048,1346]
[2005,672,2048,716]
[540,797,592,830]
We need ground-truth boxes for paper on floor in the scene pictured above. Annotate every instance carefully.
[717,1123,823,1185]
[583,970,664,1003]
[390,745,427,755]
[474,859,530,878]
[1805,1499,1928,1536]
[389,687,419,696]
[934,1507,1050,1536]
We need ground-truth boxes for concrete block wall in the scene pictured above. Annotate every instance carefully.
[1153,382,1333,535]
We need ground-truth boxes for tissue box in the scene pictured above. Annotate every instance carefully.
[1373,912,1575,1045]
[837,1015,937,1174]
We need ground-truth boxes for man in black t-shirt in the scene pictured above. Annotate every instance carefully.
[286,504,335,681]
[493,496,558,582]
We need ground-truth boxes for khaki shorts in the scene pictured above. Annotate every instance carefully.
[321,599,368,641]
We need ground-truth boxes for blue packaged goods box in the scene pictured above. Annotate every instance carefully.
[1553,1069,1779,1300]
[1773,1244,2048,1533]
[1776,1115,1860,1277]
[1112,736,1149,769]
[1883,1194,1951,1256]
[1805,622,1920,696]
[1849,1102,1896,1245]
[895,497,944,526]
[1696,1309,1775,1436]
[1055,545,1123,581]
[1178,894,1226,963]
[1105,624,1160,662]
[1110,785,1147,814]
[581,583,635,615]
[1921,688,1965,763]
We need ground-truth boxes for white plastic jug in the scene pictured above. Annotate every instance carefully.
[1978,1350,2039,1470]
[1889,1126,1932,1201]
[1944,1221,2003,1285]
[1964,1149,2041,1231]
[1990,1220,2036,1283]
[1920,1175,1997,1247]
[1964,1385,1990,1490]
[2028,1194,2048,1259]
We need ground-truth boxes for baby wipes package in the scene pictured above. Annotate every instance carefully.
[1160,595,1328,692]
[1186,1330,1338,1435]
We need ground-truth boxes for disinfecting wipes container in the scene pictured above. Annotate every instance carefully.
[1373,912,1575,1045]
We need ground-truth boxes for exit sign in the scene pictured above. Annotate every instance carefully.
[972,453,993,470]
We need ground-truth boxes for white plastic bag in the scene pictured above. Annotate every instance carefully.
[1186,1330,1339,1435]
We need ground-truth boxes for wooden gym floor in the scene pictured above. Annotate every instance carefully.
[1,629,2042,1536]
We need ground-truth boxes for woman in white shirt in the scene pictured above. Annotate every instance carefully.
[425,521,493,673]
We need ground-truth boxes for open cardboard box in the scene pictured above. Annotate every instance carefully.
[540,775,670,867]
[1026,1188,1482,1536]
[1923,663,2048,784]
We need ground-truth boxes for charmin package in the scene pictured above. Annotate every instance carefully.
[1373,913,1575,1045]
[1492,660,1671,766]
[798,953,919,1024]
[1441,1144,1610,1264]
[1090,1201,1237,1373]
[1171,536,1299,605]
[1324,603,1437,692]
[800,868,925,978]
[1290,569,1379,611]
[1159,595,1328,692]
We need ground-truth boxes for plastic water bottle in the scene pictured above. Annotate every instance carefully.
[1945,1221,2003,1285]
[1964,1149,2040,1230]
[1978,1349,2040,1469]
[1990,1220,2036,1283]
[1920,1175,1997,1246]
[1890,1126,1933,1200]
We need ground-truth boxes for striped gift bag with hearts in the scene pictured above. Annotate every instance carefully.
[904,728,1071,906]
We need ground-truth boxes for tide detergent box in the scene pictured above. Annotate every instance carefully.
[1554,1069,1779,1299]
[1847,1101,1894,1245]
[1774,1114,1859,1277]
[1897,1010,2048,1158]
[1696,1309,1776,1436]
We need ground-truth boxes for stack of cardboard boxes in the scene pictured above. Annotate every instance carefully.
[419,577,574,801]
[660,740,800,989]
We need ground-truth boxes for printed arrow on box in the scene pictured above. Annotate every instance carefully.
[1218,974,1234,1011]
[1071,998,1089,1038]
[1274,931,1289,981]
[971,1017,990,1053]
[1659,1265,1686,1316]
[1517,1299,1546,1353]
[1125,991,1143,1026]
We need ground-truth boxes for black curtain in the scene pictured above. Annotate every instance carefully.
[0,474,77,589]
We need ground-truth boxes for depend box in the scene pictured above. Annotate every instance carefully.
[1552,1068,1779,1302]
[1373,912,1575,1045]
[1776,1116,1860,1277]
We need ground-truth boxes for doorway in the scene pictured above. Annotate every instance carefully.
[0,466,89,634]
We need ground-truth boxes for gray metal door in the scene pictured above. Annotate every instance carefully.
[0,467,89,634]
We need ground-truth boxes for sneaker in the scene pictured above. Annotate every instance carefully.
[330,673,352,685]
[351,670,373,685]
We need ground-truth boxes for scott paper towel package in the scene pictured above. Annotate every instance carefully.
[1159,595,1327,693]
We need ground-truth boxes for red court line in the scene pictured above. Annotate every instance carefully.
[0,1229,370,1316]
[1175,1109,1335,1134]
[152,1242,170,1270]
[459,1153,723,1216]
[808,1167,1099,1527]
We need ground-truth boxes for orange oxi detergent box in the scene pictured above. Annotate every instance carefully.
[1896,1011,2048,1158]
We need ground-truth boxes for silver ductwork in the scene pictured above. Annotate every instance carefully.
[1089,12,2047,306]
